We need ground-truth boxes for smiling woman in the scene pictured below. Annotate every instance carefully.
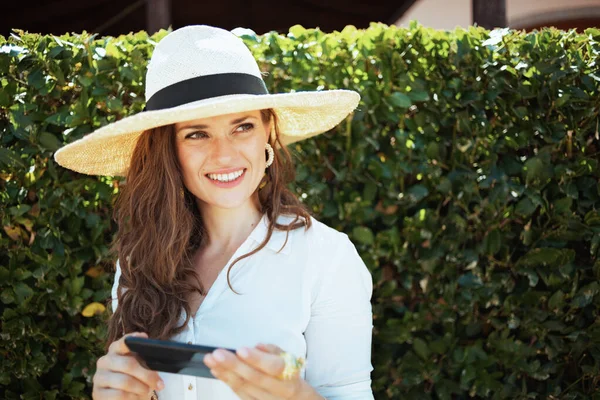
[174,110,273,211]
[53,25,373,400]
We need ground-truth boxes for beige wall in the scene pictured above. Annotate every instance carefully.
[394,0,600,29]
[395,0,472,30]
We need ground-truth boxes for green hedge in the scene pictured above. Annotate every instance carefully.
[1,22,600,399]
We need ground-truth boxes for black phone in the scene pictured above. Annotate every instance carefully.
[124,336,236,379]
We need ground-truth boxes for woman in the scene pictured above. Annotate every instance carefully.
[54,25,374,399]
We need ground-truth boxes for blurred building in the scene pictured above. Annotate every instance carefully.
[395,0,600,31]
[1,0,415,37]
[4,0,596,39]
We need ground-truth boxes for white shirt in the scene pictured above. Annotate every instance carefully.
[111,213,375,399]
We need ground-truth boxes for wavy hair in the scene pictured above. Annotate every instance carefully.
[104,109,311,351]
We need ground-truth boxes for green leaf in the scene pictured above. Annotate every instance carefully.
[1,288,15,304]
[555,94,570,107]
[352,226,374,245]
[458,272,482,288]
[524,157,544,181]
[517,248,575,268]
[0,85,10,106]
[548,290,565,310]
[426,142,440,159]
[389,92,412,108]
[27,67,45,90]
[460,364,477,386]
[70,276,85,295]
[0,266,9,281]
[515,197,537,217]
[572,282,599,308]
[48,45,65,59]
[38,132,62,151]
[408,90,430,102]
[288,24,307,39]
[483,229,502,255]
[591,234,600,258]
[584,210,600,226]
[0,147,26,168]
[66,382,86,396]
[9,204,31,217]
[406,184,429,203]
[13,282,34,303]
[61,373,73,389]
[413,338,430,360]
[553,197,572,215]
[363,181,377,203]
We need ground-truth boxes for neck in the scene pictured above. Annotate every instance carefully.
[197,195,263,251]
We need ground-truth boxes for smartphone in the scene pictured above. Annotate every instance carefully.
[124,336,236,379]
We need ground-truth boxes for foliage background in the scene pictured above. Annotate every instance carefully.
[1,22,600,399]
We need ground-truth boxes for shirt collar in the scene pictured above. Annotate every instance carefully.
[249,213,300,255]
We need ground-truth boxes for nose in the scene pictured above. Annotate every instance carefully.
[211,136,237,164]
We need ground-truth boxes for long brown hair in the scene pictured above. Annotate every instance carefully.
[104,109,312,351]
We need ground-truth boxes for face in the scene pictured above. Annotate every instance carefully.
[174,110,270,212]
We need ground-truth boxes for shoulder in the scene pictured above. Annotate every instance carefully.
[282,214,353,253]
[307,215,348,242]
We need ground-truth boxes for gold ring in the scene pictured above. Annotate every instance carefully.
[278,352,305,380]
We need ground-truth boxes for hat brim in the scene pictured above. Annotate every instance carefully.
[53,89,360,176]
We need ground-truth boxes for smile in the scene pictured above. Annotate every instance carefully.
[206,169,246,183]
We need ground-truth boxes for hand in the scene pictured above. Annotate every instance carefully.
[204,343,309,400]
[92,332,165,399]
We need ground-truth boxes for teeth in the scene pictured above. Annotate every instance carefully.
[208,169,244,182]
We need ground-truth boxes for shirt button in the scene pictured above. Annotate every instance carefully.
[188,383,193,390]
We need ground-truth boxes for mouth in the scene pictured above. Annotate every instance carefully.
[205,168,247,184]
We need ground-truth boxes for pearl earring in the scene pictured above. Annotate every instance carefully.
[265,143,274,168]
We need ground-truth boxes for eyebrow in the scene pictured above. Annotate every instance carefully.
[178,115,257,132]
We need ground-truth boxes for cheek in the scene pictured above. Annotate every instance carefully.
[177,147,205,178]
[250,140,266,164]
[177,149,191,172]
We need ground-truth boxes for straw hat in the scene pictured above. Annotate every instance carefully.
[53,25,360,177]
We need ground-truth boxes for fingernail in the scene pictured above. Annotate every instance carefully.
[238,347,249,358]
[157,380,165,390]
[214,351,226,361]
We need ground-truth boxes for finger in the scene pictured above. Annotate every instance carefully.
[211,367,275,400]
[239,348,302,396]
[212,366,248,394]
[109,332,146,356]
[238,347,291,378]
[93,367,152,396]
[236,390,257,400]
[97,352,164,393]
[110,332,164,391]
[255,343,283,354]
[206,350,297,399]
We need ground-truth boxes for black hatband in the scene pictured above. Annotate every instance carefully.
[144,73,268,111]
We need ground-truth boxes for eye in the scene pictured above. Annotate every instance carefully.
[184,131,208,139]
[236,123,254,132]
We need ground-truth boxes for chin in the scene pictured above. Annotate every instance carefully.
[203,193,254,210]
[193,180,260,210]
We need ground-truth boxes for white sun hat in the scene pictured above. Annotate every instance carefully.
[53,24,360,177]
